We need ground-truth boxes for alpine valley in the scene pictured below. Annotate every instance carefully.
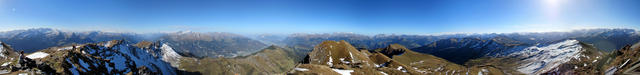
[1,28,640,75]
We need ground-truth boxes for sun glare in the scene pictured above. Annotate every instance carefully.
[544,0,561,6]
[541,0,564,23]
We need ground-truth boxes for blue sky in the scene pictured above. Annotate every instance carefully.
[0,0,638,34]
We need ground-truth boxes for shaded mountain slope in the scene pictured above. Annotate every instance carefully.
[412,37,527,64]
[574,29,640,51]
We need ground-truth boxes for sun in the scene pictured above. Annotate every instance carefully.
[541,0,565,23]
[543,0,561,6]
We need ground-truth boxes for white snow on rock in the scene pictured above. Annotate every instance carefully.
[396,66,407,72]
[379,71,388,75]
[0,42,5,58]
[1,62,10,66]
[76,41,178,75]
[620,59,631,68]
[510,40,583,74]
[294,68,309,71]
[349,52,354,63]
[111,43,176,74]
[160,43,183,67]
[0,70,8,74]
[26,52,50,59]
[57,46,80,51]
[57,47,72,51]
[331,69,354,75]
[104,41,112,47]
[328,56,333,67]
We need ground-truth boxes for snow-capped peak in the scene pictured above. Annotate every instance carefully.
[160,43,183,67]
[510,40,583,74]
[71,41,178,75]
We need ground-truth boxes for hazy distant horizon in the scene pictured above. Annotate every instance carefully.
[1,27,638,37]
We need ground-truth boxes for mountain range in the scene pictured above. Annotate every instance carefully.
[0,28,639,75]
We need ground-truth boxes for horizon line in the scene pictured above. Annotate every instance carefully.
[0,27,637,36]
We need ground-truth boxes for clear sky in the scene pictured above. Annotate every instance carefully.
[0,0,638,34]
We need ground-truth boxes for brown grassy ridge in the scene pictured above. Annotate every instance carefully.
[177,45,299,75]
[291,40,510,75]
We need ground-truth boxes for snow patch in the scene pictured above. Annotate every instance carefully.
[349,52,354,63]
[511,40,583,74]
[57,47,72,51]
[340,58,351,64]
[294,68,309,71]
[26,52,50,59]
[0,70,8,74]
[0,42,4,58]
[620,59,631,68]
[1,62,10,66]
[328,56,333,67]
[331,69,354,75]
[104,41,112,47]
[397,66,407,72]
[379,71,388,75]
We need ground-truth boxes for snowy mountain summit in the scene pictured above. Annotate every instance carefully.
[509,40,584,74]
[0,40,186,75]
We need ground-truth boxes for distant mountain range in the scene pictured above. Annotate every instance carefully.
[279,29,640,65]
[0,28,268,58]
[158,31,268,58]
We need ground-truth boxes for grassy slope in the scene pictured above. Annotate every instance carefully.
[177,46,299,75]
[386,44,506,74]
